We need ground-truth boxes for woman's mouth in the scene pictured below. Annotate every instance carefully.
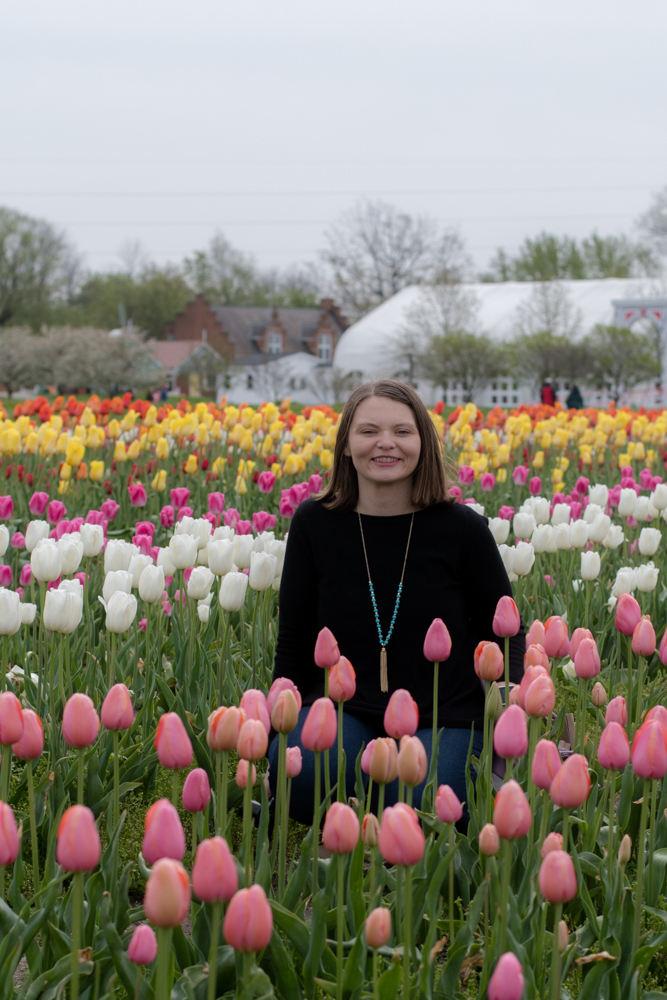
[372,457,400,465]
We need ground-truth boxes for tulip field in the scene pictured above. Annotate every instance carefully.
[3,392,667,999]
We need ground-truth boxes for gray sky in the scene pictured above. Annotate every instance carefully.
[2,0,667,278]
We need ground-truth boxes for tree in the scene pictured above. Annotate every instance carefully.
[485,230,657,282]
[508,331,592,396]
[321,200,469,318]
[514,281,583,340]
[637,188,667,257]
[31,328,157,395]
[183,232,266,306]
[584,325,661,403]
[0,328,36,395]
[0,207,81,327]
[422,331,506,403]
[71,265,191,339]
[580,233,658,278]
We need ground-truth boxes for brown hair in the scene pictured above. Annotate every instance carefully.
[320,380,454,512]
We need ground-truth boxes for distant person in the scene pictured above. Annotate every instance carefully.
[160,387,168,402]
[541,379,555,406]
[566,384,583,410]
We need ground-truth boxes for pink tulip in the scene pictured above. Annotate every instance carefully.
[62,694,99,749]
[128,483,147,507]
[235,759,256,789]
[322,802,360,854]
[361,739,376,774]
[285,746,303,778]
[646,705,667,728]
[10,532,24,550]
[570,627,593,659]
[144,858,191,928]
[133,533,152,556]
[512,465,529,486]
[252,511,276,533]
[29,491,49,516]
[301,698,337,752]
[598,722,630,771]
[154,713,193,770]
[159,505,175,528]
[540,831,563,857]
[19,565,32,587]
[0,564,14,588]
[378,803,425,865]
[0,801,19,865]
[518,665,548,709]
[192,836,238,903]
[436,784,463,824]
[591,682,607,708]
[525,619,546,648]
[0,692,23,746]
[632,719,667,779]
[478,823,500,856]
[182,768,211,812]
[383,689,419,738]
[574,638,601,679]
[474,641,504,682]
[98,499,119,522]
[365,907,391,948]
[12,709,43,760]
[529,476,542,495]
[267,677,302,718]
[423,618,452,662]
[458,466,474,485]
[223,884,273,953]
[531,739,561,790]
[237,719,269,762]
[128,924,158,965]
[493,780,532,840]
[615,593,642,636]
[257,471,276,494]
[207,706,245,752]
[208,491,225,515]
[492,596,521,638]
[632,616,657,657]
[313,627,340,669]
[544,616,570,658]
[539,849,578,903]
[270,689,300,734]
[171,488,190,511]
[606,696,628,726]
[368,737,398,784]
[328,657,356,702]
[524,644,550,671]
[524,674,556,718]
[239,689,271,734]
[397,736,428,787]
[135,521,155,538]
[493,705,528,759]
[550,753,591,808]
[47,500,66,525]
[0,496,13,520]
[488,952,525,1000]
[101,683,134,731]
[660,631,667,666]
[56,805,101,871]
[143,798,186,863]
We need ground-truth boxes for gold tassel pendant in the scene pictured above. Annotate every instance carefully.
[380,646,388,693]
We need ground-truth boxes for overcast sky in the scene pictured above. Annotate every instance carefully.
[3,0,667,279]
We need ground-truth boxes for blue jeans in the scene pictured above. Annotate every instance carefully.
[267,707,484,826]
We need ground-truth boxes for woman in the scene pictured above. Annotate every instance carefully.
[268,380,523,822]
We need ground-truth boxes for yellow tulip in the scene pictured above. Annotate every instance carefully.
[261,435,274,457]
[57,479,70,495]
[65,440,85,468]
[152,469,167,491]
[532,451,545,469]
[212,456,225,475]
[56,433,69,455]
[24,432,38,455]
[320,449,333,469]
[60,462,72,481]
[271,462,283,477]
[312,434,323,456]
[211,420,222,440]
[496,467,507,483]
[634,441,646,461]
[90,461,105,481]
[240,431,253,451]
[323,425,338,449]
[127,440,142,461]
[279,443,292,462]
[185,454,198,475]
[120,410,137,433]
[144,405,158,427]
[235,475,247,495]
[155,437,169,460]
[551,468,564,484]
[108,419,121,440]
[114,441,128,463]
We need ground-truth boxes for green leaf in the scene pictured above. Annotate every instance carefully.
[342,931,367,1000]
[24,954,94,1000]
[436,876,487,997]
[346,837,365,936]
[617,763,635,831]
[262,929,304,1000]
[378,953,402,1000]
[100,892,154,1000]
[269,901,311,959]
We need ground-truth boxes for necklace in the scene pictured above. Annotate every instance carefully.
[357,510,415,693]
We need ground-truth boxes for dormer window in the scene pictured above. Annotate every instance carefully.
[267,332,282,355]
[318,333,332,361]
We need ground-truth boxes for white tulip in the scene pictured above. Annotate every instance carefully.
[128,554,153,588]
[513,512,536,540]
[58,535,84,575]
[25,521,49,553]
[104,539,136,574]
[101,591,138,633]
[572,579,582,594]
[80,523,104,558]
[636,562,659,593]
[233,535,255,570]
[59,578,84,599]
[169,533,198,570]
[249,551,278,591]
[467,503,485,516]
[588,513,611,544]
[208,539,235,577]
[498,544,515,576]
[513,541,535,576]
[218,571,248,612]
[532,498,550,525]
[197,603,210,624]
[103,570,133,603]
[612,567,636,597]
[589,484,609,508]
[648,500,660,521]
[254,531,276,553]
[43,587,83,634]
[551,503,571,526]
[212,525,235,541]
[267,539,286,579]
[187,566,214,600]
[198,592,213,607]
[488,518,510,545]
[639,527,662,557]
[139,564,165,604]
[19,602,36,625]
[618,488,637,517]
[0,526,8,558]
[0,588,21,635]
[562,659,577,681]
[634,496,650,522]
[569,520,589,549]
[157,547,176,578]
[31,539,61,583]
[532,524,557,554]
[554,523,571,550]
[583,503,603,525]
[651,484,667,511]
[581,550,601,581]
[176,516,212,550]
[197,549,209,566]
[602,525,624,549]
[607,595,617,611]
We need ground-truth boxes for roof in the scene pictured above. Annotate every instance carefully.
[212,306,344,357]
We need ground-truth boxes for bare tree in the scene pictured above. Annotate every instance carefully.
[306,365,361,404]
[514,281,583,340]
[637,188,667,257]
[320,201,470,318]
[117,240,149,279]
[183,232,263,305]
[244,358,294,402]
[0,328,37,395]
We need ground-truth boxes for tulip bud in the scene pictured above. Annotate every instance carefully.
[378,803,425,866]
[56,805,101,871]
[301,698,337,752]
[285,746,302,778]
[144,858,191,928]
[606,696,628,727]
[101,683,133,731]
[524,644,550,671]
[488,952,525,1000]
[223,885,273,952]
[532,738,561,790]
[248,551,277,592]
[383,689,419,739]
[524,674,556,718]
[267,677,302,718]
[397,736,428,787]
[646,705,667,728]
[570,627,593,659]
[239,689,271,734]
[182,768,211,812]
[493,704,528,759]
[368,737,398,784]
[169,534,198,571]
[154,713,193,770]
[328,656,357,702]
[423,618,452,662]
[365,907,391,949]
[615,593,642,636]
[192,836,238,903]
[322,802,360,854]
[235,759,256,789]
[0,589,21,637]
[526,619,546,648]
[314,626,340,669]
[493,780,531,840]
[617,833,632,866]
[362,813,380,847]
[486,682,504,720]
[436,784,463,824]
[474,641,504,682]
[207,706,245,752]
[591,682,607,707]
[12,708,43,760]
[127,924,158,965]
[236,719,269,761]
[550,753,591,808]
[492,596,521,638]
[187,566,214,601]
[0,801,19,865]
[632,719,667,779]
[543,616,570,659]
[30,538,61,583]
[632,616,657,657]
[540,831,563,857]
[270,689,299,734]
[218,571,248,612]
[139,564,166,604]
[62,693,99,749]
[143,798,186,864]
[478,823,500,856]
[574,637,601,679]
[558,920,569,952]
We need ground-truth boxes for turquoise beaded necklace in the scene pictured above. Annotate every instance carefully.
[357,510,415,693]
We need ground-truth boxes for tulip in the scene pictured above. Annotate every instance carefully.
[639,527,662,556]
[267,676,302,718]
[328,656,356,702]
[362,812,380,846]
[474,640,504,681]
[19,602,36,625]
[239,689,270,734]
[493,595,521,637]
[301,697,337,752]
[598,722,630,771]
[207,706,245,751]
[58,535,83,575]
[636,562,659,593]
[488,517,510,544]
[171,487,191,511]
[169,534,198,571]
[378,803,425,866]
[155,713,193,772]
[25,520,49,554]
[365,907,391,949]
[574,637,600,678]
[223,885,273,953]
[590,681,607,708]
[102,590,137,634]
[532,739,561,790]
[57,805,101,871]
[436,784,463,823]
[231,535,254,570]
[0,588,21,637]
[29,491,49,517]
[236,719,269,761]
[138,564,165,605]
[632,719,667,779]
[286,746,302,778]
[218,571,248,612]
[493,704,528,760]
[488,953,525,1000]
[606,696,628,726]
[493,779,531,840]
[12,708,43,760]
[192,836,238,903]
[513,541,535,575]
[539,849,577,903]
[543,616,569,659]
[80,523,104,558]
[368,737,398,785]
[384,689,419,738]
[44,586,83,634]
[646,705,667,728]
[143,798,186,863]
[248,551,277,592]
[550,753,590,808]
[144,857,191,928]
[104,539,133,574]
[423,618,452,661]
[62,693,99,749]
[128,924,158,965]
[322,801,360,853]
[101,683,133,731]
[524,674,556,718]
[581,550,601,581]
[235,759,256,789]
[632,615,656,656]
[314,626,340,669]
[182,768,211,812]
[187,566,214,601]
[207,539,235,577]
[0,801,19,865]
[570,627,593,659]
[478,823,500,856]
[0,566,12,590]
[524,644,550,671]
[30,538,61,582]
[397,736,428,788]
[540,831,563,857]
[619,488,637,517]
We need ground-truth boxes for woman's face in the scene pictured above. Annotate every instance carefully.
[345,396,422,489]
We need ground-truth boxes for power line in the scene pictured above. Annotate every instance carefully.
[51,212,638,227]
[1,156,667,166]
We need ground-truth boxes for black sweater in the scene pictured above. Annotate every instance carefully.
[273,498,524,730]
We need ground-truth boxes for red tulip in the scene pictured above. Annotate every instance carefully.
[182,768,211,812]
[493,780,531,839]
[144,858,190,928]
[474,641,504,682]
[632,719,667,779]
[368,737,398,784]
[127,924,158,965]
[266,677,302,718]
[142,799,186,864]
[524,674,556,718]
[223,885,273,952]
[56,805,101,871]
[598,722,630,771]
[632,616,657,657]
[543,616,570,658]
[235,760,256,789]
[550,753,591,808]
[192,836,238,903]
[365,907,391,948]
[62,694,99,749]
[538,849,577,903]
[0,801,19,865]
[570,627,593,659]
[524,644,550,672]
[574,638,601,679]
[436,784,463,824]
[492,596,521,638]
[314,627,340,669]
[525,619,546,648]
[615,593,642,636]
[11,708,43,760]
[646,705,667,728]
[301,698,337,752]
[493,705,528,759]
[488,952,525,1000]
[378,803,425,865]
[0,692,23,747]
[270,689,299,734]
[397,736,428,787]
[322,802,360,854]
[236,719,269,761]
[423,618,452,662]
[531,739,561,790]
[207,706,245,752]
[239,689,271,734]
[478,823,500,856]
[606,696,628,726]
[540,831,563,857]
[285,746,302,778]
[101,683,133,731]
[383,689,419,738]
[328,656,356,702]
[154,713,193,770]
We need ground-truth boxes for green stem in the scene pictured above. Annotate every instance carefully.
[431,661,439,774]
[156,927,172,1000]
[549,902,563,1000]
[485,690,493,824]
[108,631,117,688]
[626,638,633,742]
[0,746,10,803]
[337,700,345,803]
[1,635,7,692]
[192,811,198,862]
[250,591,260,689]
[207,903,221,1000]
[77,748,84,806]
[218,615,230,707]
[71,871,83,1000]
[27,760,39,898]
[396,865,402,954]
[403,865,413,1000]
[449,823,455,945]
[336,853,344,1000]
[373,950,379,1000]
[377,783,385,824]
[278,732,287,902]
[608,769,616,889]
[499,838,511,953]
[323,671,331,802]
[647,778,658,906]
[633,655,646,737]
[504,636,510,704]
[243,767,253,885]
[172,770,179,808]
[220,751,229,840]
[113,732,119,826]
[312,750,320,898]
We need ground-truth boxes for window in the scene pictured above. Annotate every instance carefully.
[246,374,254,390]
[512,395,518,404]
[492,381,497,390]
[492,395,497,404]
[224,374,231,389]
[289,378,296,390]
[501,382,508,391]
[318,333,332,361]
[267,332,282,355]
[502,395,508,404]
[512,381,518,390]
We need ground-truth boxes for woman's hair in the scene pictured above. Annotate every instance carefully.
[320,380,454,512]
